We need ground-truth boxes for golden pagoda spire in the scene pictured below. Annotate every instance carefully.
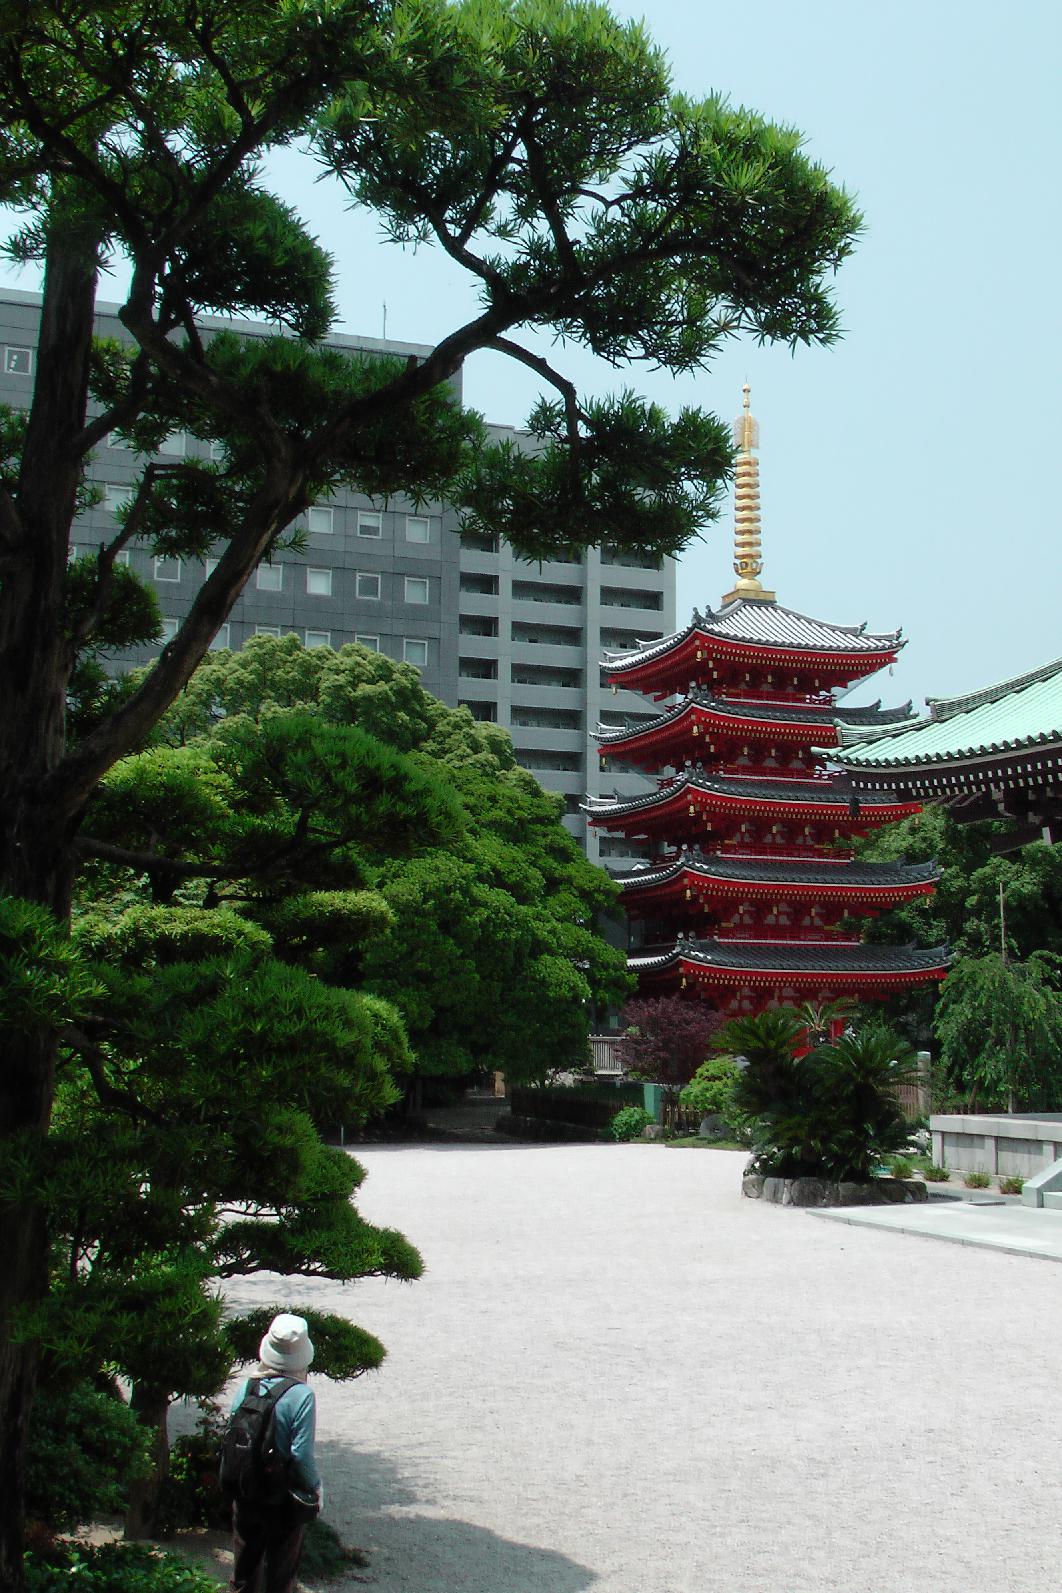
[722,381,775,605]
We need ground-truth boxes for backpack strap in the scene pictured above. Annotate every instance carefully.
[247,1375,299,1416]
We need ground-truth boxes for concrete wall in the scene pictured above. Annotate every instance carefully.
[930,1113,1062,1177]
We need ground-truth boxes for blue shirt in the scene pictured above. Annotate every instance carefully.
[232,1375,320,1494]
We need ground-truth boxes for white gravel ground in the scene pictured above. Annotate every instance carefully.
[225,1142,1062,1593]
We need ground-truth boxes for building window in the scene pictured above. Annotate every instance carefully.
[108,431,132,450]
[154,556,181,582]
[354,633,380,651]
[159,430,186,456]
[204,557,221,577]
[255,625,282,638]
[405,515,430,544]
[356,572,381,600]
[404,576,429,605]
[460,571,498,595]
[209,624,231,651]
[461,531,498,553]
[305,629,331,649]
[103,483,134,513]
[307,505,333,535]
[209,439,227,462]
[161,618,179,642]
[357,510,382,538]
[4,346,32,376]
[403,638,428,667]
[256,562,283,591]
[460,700,498,722]
[460,657,498,680]
[306,567,333,597]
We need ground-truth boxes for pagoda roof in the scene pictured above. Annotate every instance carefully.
[615,851,940,895]
[630,936,950,979]
[835,655,1062,771]
[584,770,914,822]
[603,598,904,675]
[593,689,915,746]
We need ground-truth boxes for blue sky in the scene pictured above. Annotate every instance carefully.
[4,1,1058,709]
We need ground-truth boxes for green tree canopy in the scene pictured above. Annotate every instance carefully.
[934,952,1062,1112]
[854,807,1062,1046]
[145,635,631,1081]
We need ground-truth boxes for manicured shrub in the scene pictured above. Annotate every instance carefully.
[25,1381,153,1534]
[155,1411,229,1534]
[610,1105,655,1142]
[679,1056,743,1127]
[24,1542,220,1592]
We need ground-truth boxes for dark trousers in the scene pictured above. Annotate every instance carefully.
[231,1500,307,1593]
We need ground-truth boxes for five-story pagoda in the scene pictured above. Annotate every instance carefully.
[585,386,949,1018]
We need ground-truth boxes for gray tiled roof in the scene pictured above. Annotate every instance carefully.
[593,689,915,745]
[583,771,909,819]
[603,598,905,672]
[615,851,940,892]
[629,936,950,974]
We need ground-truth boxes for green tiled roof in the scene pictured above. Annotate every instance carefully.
[837,656,1062,769]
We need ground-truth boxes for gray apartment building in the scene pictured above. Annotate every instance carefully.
[0,289,673,866]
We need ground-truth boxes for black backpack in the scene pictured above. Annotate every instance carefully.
[218,1376,298,1507]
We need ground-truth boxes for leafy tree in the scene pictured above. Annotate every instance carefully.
[148,637,632,1086]
[614,997,723,1094]
[934,953,1062,1112]
[0,1,861,1571]
[855,807,1062,1046]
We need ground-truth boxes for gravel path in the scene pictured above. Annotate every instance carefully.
[225,1141,1062,1593]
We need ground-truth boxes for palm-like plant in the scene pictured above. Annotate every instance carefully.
[717,1008,918,1181]
[809,1025,919,1181]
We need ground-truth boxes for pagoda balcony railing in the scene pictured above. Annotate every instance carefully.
[714,842,856,862]
[719,688,834,708]
[715,764,829,782]
[715,928,860,945]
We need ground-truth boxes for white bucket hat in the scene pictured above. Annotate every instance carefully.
[259,1313,315,1372]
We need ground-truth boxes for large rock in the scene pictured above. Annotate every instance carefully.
[743,1173,930,1206]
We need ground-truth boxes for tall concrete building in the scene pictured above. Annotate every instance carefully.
[0,290,673,863]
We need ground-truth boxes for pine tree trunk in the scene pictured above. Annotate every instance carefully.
[124,1387,172,1540]
[0,221,98,1592]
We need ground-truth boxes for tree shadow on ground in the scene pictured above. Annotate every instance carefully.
[317,1439,598,1593]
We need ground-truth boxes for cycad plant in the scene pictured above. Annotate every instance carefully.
[715,1008,917,1180]
[808,1025,919,1181]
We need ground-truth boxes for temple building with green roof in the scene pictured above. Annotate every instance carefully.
[833,656,1062,849]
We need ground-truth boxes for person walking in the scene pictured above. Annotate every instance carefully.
[229,1313,322,1593]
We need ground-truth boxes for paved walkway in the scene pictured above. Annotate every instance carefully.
[813,1188,1062,1260]
[224,1141,1062,1593]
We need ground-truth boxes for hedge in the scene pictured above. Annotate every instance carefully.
[508,1083,643,1130]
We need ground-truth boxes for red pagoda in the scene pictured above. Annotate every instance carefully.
[585,385,949,1019]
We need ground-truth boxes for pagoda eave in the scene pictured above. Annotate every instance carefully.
[595,709,841,764]
[619,869,938,912]
[587,787,922,834]
[605,631,901,697]
[631,943,950,996]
